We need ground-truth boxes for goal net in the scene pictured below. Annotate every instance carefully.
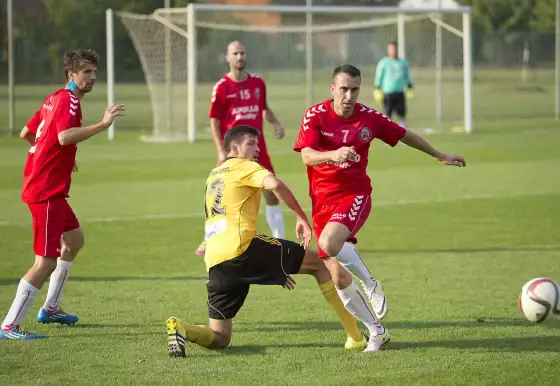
[115,4,472,142]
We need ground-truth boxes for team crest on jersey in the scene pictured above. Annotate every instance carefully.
[359,126,372,142]
[254,88,260,99]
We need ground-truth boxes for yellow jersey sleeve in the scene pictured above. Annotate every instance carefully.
[238,160,273,188]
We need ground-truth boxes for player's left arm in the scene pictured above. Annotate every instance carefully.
[400,130,466,167]
[260,80,284,139]
[374,111,465,167]
[404,60,413,89]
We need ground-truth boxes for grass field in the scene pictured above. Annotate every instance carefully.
[1,70,560,385]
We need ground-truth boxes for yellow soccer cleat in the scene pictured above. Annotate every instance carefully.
[344,335,368,351]
[166,317,187,358]
[373,89,383,104]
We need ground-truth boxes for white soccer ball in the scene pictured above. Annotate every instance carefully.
[518,277,560,323]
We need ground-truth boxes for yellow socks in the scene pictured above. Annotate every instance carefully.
[319,280,363,342]
[181,322,215,348]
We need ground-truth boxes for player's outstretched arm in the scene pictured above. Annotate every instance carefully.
[399,130,466,167]
[58,104,124,146]
[262,175,312,248]
[300,146,357,166]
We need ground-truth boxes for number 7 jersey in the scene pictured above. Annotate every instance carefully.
[293,99,407,204]
[203,157,272,271]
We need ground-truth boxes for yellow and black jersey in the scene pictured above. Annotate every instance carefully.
[203,158,272,271]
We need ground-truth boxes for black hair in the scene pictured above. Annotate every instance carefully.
[332,64,361,79]
[63,49,100,80]
[224,126,260,152]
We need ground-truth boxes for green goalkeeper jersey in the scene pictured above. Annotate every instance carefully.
[374,57,412,94]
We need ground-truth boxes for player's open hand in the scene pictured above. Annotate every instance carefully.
[283,275,296,290]
[438,153,466,167]
[295,217,312,249]
[273,123,285,139]
[333,146,357,163]
[101,104,125,129]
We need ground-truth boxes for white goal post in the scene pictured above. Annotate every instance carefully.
[107,3,472,142]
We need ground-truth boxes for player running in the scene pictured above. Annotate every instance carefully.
[166,126,377,356]
[0,49,124,340]
[294,64,465,347]
[195,41,286,256]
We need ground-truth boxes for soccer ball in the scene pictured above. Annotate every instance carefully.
[518,278,560,323]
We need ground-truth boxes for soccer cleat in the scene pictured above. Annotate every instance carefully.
[344,335,368,351]
[37,308,79,325]
[166,317,187,358]
[365,280,388,320]
[0,326,46,340]
[195,240,206,256]
[363,328,390,353]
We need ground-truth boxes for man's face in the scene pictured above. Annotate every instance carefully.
[387,43,397,58]
[69,63,97,93]
[330,72,361,115]
[234,134,260,161]
[227,43,247,71]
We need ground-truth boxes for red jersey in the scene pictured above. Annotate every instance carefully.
[22,89,82,203]
[293,99,406,203]
[208,73,268,139]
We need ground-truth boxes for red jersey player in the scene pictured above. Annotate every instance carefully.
[195,41,286,255]
[0,50,124,340]
[294,64,466,352]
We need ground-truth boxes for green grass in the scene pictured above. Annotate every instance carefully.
[1,70,560,385]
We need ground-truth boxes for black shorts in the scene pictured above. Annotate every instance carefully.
[383,91,406,118]
[206,234,306,320]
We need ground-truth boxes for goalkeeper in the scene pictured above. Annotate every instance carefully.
[373,42,413,128]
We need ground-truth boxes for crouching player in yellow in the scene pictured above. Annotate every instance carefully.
[166,125,374,356]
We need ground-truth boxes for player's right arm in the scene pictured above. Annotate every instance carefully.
[209,81,227,163]
[58,103,124,146]
[374,58,385,90]
[294,109,357,166]
[20,108,41,145]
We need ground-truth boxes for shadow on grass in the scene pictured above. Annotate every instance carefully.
[359,246,560,255]
[0,275,206,285]
[236,317,552,333]
[388,335,560,353]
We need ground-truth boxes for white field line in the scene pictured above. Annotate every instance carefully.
[0,190,556,227]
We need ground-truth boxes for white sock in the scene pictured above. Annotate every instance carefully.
[335,242,376,288]
[399,120,406,128]
[43,260,73,313]
[337,282,385,336]
[266,205,285,239]
[1,279,39,331]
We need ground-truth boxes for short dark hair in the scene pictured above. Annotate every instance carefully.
[388,41,398,47]
[332,64,361,79]
[223,126,260,152]
[63,49,100,80]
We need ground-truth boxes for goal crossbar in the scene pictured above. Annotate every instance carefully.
[110,4,473,143]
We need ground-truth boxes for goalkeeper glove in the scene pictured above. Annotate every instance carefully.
[373,89,383,104]
[406,88,415,99]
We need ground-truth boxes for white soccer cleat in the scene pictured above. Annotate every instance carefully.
[363,328,390,353]
[365,280,388,320]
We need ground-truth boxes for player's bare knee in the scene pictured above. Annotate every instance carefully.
[62,228,84,258]
[30,256,57,277]
[318,232,343,258]
[212,332,231,349]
